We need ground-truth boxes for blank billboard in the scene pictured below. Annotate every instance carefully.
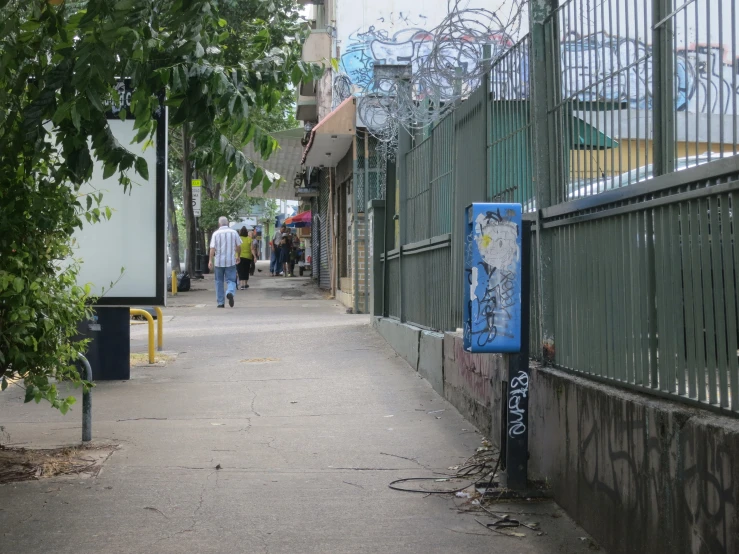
[71,111,166,306]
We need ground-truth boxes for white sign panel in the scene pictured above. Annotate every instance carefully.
[192,179,202,216]
[71,110,167,306]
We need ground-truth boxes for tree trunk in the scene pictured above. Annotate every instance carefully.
[167,181,181,273]
[182,125,197,276]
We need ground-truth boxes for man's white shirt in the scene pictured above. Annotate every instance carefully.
[210,226,241,267]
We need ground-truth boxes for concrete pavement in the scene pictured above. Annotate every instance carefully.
[0,262,599,553]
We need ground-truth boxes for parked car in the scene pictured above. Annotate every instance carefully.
[575,152,732,197]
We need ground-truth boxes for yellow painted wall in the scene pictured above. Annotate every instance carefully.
[570,140,734,181]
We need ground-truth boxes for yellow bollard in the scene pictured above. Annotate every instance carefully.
[171,270,178,296]
[154,307,163,351]
[130,309,155,364]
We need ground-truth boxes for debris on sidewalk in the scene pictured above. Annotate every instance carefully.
[130,352,178,367]
[384,438,560,540]
[0,444,117,484]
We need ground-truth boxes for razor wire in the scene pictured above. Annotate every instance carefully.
[354,0,527,149]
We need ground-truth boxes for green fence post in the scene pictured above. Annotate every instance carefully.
[652,0,676,177]
[384,158,397,317]
[368,199,386,317]
[483,43,492,203]
[530,0,559,362]
[398,125,412,324]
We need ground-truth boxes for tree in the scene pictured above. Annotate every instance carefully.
[0,0,322,411]
[167,124,184,271]
[178,0,311,275]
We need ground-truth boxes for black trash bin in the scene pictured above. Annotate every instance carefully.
[76,307,130,381]
[199,254,210,274]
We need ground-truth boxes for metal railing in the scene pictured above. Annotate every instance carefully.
[489,35,536,210]
[374,0,739,415]
[544,154,739,412]
[405,112,455,243]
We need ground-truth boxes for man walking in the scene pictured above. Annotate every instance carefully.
[270,225,284,276]
[208,216,241,308]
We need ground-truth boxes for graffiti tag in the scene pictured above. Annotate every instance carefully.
[508,369,529,437]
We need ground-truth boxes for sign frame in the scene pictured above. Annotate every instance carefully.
[80,87,167,307]
[192,178,202,216]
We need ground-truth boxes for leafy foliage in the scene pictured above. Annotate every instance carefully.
[200,196,252,233]
[0,0,322,411]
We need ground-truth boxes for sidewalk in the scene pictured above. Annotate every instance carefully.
[0,262,599,553]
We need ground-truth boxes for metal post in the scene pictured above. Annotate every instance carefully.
[364,129,370,314]
[482,44,492,202]
[397,125,412,324]
[129,309,156,364]
[652,0,676,177]
[530,0,559,362]
[352,134,360,313]
[369,200,385,316]
[505,220,532,490]
[384,157,397,317]
[154,307,164,351]
[77,353,92,442]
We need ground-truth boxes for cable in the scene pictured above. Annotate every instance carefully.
[387,445,500,495]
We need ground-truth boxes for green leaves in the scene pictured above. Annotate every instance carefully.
[0,0,318,414]
[135,157,149,180]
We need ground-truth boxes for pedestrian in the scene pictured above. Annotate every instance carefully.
[250,229,259,275]
[287,233,299,277]
[208,216,241,308]
[279,225,291,277]
[270,225,283,276]
[237,226,253,290]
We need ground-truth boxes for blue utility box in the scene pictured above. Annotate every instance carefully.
[463,203,523,353]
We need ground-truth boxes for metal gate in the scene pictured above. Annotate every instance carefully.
[318,171,331,290]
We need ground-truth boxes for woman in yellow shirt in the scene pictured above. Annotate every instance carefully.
[237,227,254,290]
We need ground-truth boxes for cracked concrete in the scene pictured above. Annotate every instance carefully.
[0,262,600,553]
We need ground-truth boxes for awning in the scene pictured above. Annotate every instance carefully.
[302,96,356,167]
[242,128,306,200]
[285,211,312,226]
[569,117,618,150]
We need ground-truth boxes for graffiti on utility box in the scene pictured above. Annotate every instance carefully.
[463,203,522,353]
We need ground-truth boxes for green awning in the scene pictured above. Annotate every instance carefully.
[569,117,619,150]
[488,100,618,151]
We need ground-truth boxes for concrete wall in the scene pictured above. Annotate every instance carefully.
[442,333,502,438]
[373,317,739,554]
[418,331,444,396]
[372,319,444,396]
[372,317,420,370]
[373,319,495,437]
[528,366,739,554]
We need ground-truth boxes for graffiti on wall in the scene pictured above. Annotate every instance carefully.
[556,33,738,113]
[463,204,522,354]
[340,23,514,100]
[338,22,739,115]
[572,394,736,553]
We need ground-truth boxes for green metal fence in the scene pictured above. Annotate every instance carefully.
[451,81,489,329]
[374,0,739,415]
[489,36,535,210]
[405,113,455,243]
